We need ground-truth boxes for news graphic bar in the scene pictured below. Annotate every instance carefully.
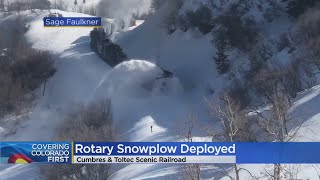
[1,142,320,164]
[0,142,71,164]
[43,17,101,27]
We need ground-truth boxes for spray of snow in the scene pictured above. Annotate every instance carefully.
[96,0,152,28]
[94,59,184,99]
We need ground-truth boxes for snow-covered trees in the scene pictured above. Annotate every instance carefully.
[184,5,214,34]
[217,13,259,51]
[296,7,320,71]
[168,5,214,34]
[214,33,230,74]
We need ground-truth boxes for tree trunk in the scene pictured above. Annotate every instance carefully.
[274,164,281,180]
[234,164,240,180]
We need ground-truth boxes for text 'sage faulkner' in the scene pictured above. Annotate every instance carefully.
[44,17,102,27]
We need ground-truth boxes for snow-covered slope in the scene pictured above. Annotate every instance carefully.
[0,9,211,179]
[0,10,110,141]
[110,0,320,179]
[116,10,220,93]
[1,0,320,179]
[0,10,110,179]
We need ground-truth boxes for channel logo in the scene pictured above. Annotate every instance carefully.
[0,145,33,164]
[0,142,71,164]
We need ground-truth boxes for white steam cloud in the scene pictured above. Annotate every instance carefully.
[97,0,152,28]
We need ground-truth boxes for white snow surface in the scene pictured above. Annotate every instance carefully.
[1,1,320,179]
[0,9,209,180]
[0,10,110,179]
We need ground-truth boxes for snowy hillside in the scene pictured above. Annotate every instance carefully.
[1,0,320,179]
[0,10,110,179]
[110,0,320,179]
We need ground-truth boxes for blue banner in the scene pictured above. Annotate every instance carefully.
[236,142,320,164]
[43,17,101,27]
[73,142,236,156]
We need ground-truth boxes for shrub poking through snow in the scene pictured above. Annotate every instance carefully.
[10,49,55,91]
[56,99,113,141]
[0,18,55,116]
[0,48,55,115]
[42,100,113,180]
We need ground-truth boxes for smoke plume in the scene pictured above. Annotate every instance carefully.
[97,0,152,28]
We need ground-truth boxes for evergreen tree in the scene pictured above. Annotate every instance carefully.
[214,33,230,74]
[285,0,317,17]
[74,0,78,6]
[83,0,86,4]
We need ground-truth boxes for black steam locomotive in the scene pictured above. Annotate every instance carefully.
[90,28,127,67]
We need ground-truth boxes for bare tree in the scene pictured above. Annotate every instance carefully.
[181,163,201,180]
[251,66,297,141]
[177,112,201,180]
[296,8,320,71]
[208,93,255,180]
[209,93,253,142]
[260,164,301,180]
[250,66,306,179]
